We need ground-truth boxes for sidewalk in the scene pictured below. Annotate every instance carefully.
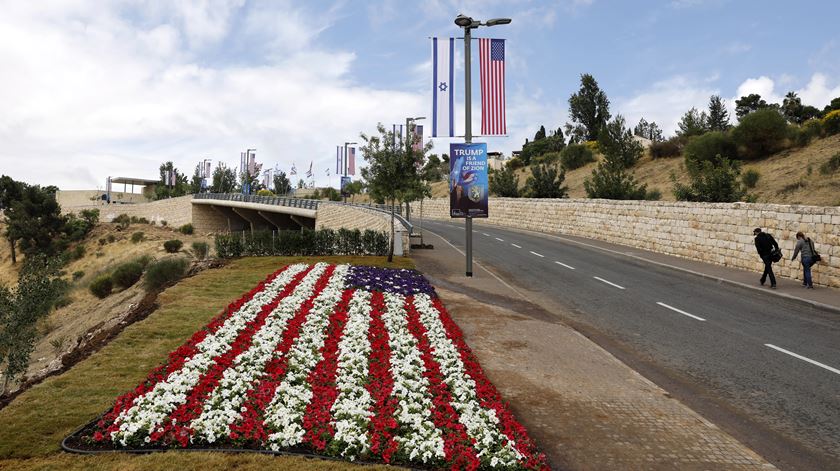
[506,227,840,314]
[413,240,777,470]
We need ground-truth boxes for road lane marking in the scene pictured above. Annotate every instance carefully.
[530,251,544,258]
[555,261,576,270]
[495,237,504,242]
[656,302,706,321]
[482,232,490,236]
[511,243,522,248]
[765,344,840,376]
[593,276,625,290]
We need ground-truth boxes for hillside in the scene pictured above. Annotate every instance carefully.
[431,133,840,206]
[0,222,212,395]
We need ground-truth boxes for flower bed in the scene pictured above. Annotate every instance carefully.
[74,263,547,470]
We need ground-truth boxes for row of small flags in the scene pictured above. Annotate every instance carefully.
[431,36,506,137]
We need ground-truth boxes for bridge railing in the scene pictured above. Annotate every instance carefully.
[193,193,320,210]
[192,193,415,234]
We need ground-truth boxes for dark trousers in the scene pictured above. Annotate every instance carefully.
[760,254,776,286]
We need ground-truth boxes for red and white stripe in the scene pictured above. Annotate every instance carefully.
[479,38,506,136]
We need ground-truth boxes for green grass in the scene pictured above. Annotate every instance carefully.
[0,256,412,468]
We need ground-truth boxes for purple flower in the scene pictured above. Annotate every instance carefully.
[345,265,436,296]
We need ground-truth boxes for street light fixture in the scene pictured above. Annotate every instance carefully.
[454,13,511,277]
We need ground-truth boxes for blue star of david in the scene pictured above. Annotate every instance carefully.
[439,82,448,92]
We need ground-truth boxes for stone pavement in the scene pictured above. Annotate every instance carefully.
[413,240,778,470]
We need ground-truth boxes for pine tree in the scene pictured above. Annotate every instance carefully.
[677,107,709,137]
[707,95,731,131]
[534,125,546,141]
[525,164,568,198]
[566,73,611,142]
[584,115,648,200]
[489,166,520,197]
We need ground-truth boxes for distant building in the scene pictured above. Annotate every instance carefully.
[487,151,507,171]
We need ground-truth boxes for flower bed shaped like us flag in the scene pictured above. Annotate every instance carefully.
[72,262,548,470]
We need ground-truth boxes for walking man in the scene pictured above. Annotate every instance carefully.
[754,227,779,288]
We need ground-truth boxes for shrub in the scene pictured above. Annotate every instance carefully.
[70,244,86,260]
[136,217,150,224]
[525,164,568,198]
[54,294,73,309]
[160,220,168,227]
[145,257,188,290]
[72,270,85,281]
[112,213,131,230]
[191,241,209,260]
[583,140,599,154]
[819,152,840,175]
[732,108,789,159]
[89,275,113,299]
[672,156,746,202]
[649,137,682,159]
[80,209,100,226]
[107,234,116,243]
[131,231,145,243]
[742,169,761,188]
[794,119,823,147]
[132,254,154,269]
[644,189,662,200]
[111,262,144,289]
[822,109,840,135]
[214,229,389,258]
[179,223,194,235]
[257,189,274,196]
[560,144,595,170]
[98,237,107,246]
[163,239,183,253]
[506,157,525,171]
[683,131,738,173]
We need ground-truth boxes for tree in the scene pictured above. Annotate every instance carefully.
[297,179,306,189]
[584,115,648,200]
[732,108,789,160]
[525,164,567,198]
[672,155,746,202]
[633,118,664,142]
[0,176,25,264]
[566,73,611,142]
[534,125,546,141]
[272,171,291,195]
[677,107,709,137]
[489,166,520,197]
[155,161,189,199]
[344,181,365,202]
[421,154,444,181]
[360,124,422,262]
[707,95,731,131]
[735,93,769,120]
[189,164,203,194]
[782,91,804,124]
[0,256,66,394]
[211,163,237,193]
[823,97,840,115]
[4,185,65,260]
[598,115,643,169]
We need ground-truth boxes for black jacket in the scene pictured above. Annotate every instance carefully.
[754,232,779,256]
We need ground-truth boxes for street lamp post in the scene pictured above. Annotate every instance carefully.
[405,116,425,223]
[454,14,511,277]
[343,141,357,203]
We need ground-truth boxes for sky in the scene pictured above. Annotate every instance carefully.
[1,0,839,191]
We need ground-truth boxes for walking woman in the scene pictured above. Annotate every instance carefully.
[791,231,816,289]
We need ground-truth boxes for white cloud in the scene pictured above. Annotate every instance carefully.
[0,2,421,190]
[617,76,718,136]
[732,73,840,109]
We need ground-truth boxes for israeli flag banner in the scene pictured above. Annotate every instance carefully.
[432,37,455,137]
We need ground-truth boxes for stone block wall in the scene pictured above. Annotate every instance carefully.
[420,198,840,288]
[64,196,193,228]
[316,204,409,255]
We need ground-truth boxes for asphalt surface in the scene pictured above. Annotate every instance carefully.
[423,219,840,470]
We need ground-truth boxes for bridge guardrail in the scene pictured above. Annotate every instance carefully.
[192,193,414,233]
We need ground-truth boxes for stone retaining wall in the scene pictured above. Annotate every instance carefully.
[420,198,840,288]
[63,196,193,228]
[316,204,409,255]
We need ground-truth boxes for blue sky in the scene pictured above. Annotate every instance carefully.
[1,0,838,190]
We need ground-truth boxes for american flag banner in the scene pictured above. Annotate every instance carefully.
[290,164,297,176]
[306,161,313,178]
[479,38,506,136]
[348,147,356,176]
[412,124,424,152]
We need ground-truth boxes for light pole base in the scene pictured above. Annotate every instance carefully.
[466,271,473,277]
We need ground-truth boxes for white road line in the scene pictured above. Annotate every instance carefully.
[656,302,706,321]
[765,344,840,376]
[495,237,504,242]
[511,243,522,249]
[593,276,625,290]
[482,232,490,236]
[555,261,576,270]
[530,251,544,258]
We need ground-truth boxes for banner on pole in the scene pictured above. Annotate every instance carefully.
[340,176,351,196]
[431,37,455,137]
[412,124,424,152]
[449,142,488,218]
[348,147,356,176]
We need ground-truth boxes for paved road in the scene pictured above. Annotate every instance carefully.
[423,219,840,470]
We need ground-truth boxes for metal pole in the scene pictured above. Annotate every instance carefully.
[343,143,348,203]
[464,26,473,277]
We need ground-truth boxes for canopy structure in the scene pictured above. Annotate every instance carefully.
[106,176,159,202]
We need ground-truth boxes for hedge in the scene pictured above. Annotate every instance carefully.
[215,229,390,259]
